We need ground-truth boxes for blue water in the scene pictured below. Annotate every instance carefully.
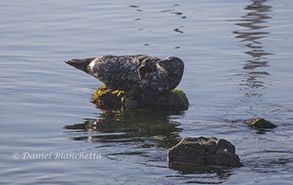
[1,0,293,184]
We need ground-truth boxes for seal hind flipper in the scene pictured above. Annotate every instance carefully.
[65,58,95,74]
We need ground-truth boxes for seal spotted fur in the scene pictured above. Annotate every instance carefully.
[65,55,184,95]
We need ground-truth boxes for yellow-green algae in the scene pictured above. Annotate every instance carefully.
[91,84,189,110]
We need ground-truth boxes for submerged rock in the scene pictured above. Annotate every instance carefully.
[167,137,243,168]
[65,55,184,95]
[91,84,189,110]
[245,118,276,129]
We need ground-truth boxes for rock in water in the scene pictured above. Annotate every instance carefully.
[167,137,243,168]
[91,84,189,109]
[245,118,276,129]
[65,55,184,95]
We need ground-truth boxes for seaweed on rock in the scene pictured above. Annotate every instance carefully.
[91,84,189,110]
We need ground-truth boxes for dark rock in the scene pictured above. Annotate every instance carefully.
[91,84,189,110]
[245,118,276,129]
[167,137,243,168]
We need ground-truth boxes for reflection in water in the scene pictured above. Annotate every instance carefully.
[129,3,186,48]
[64,107,184,149]
[169,163,232,180]
[64,105,231,181]
[233,0,273,97]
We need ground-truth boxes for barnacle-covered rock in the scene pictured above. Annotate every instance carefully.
[167,137,243,168]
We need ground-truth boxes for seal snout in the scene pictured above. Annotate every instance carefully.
[65,58,95,74]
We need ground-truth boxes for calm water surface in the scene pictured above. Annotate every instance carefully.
[1,0,293,184]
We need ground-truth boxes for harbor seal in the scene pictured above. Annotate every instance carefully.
[65,55,184,95]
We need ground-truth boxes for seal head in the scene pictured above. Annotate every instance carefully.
[138,56,184,95]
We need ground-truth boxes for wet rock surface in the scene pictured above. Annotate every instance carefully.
[167,137,243,168]
[245,118,276,129]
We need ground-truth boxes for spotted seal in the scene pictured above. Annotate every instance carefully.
[65,55,184,95]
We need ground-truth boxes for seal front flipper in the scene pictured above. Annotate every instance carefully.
[138,57,157,80]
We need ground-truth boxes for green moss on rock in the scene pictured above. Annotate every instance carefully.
[91,84,125,108]
[91,84,189,110]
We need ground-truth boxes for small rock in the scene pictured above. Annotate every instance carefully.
[245,118,276,129]
[167,137,243,168]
